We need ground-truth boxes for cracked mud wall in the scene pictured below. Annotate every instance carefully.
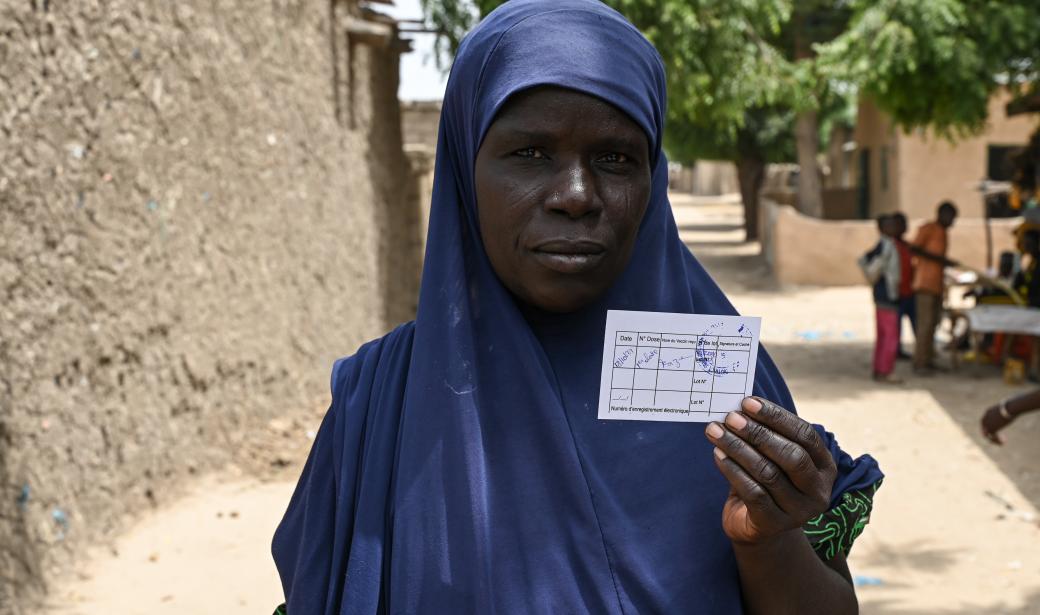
[0,1,413,610]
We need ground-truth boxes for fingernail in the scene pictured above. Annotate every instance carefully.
[713,447,727,460]
[725,412,747,430]
[706,422,724,439]
[742,397,763,414]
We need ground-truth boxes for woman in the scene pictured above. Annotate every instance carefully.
[272,1,883,613]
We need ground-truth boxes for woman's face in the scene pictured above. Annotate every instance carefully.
[474,87,652,313]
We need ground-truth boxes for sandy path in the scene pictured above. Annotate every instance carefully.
[44,477,295,615]
[45,194,1040,614]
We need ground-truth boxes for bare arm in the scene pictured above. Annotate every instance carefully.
[734,531,857,615]
[981,388,1040,444]
[706,398,858,615]
[907,243,959,268]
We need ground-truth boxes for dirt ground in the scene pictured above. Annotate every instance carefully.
[44,194,1040,614]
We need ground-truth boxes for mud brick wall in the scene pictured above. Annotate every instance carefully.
[0,1,415,610]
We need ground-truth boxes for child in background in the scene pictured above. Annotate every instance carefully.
[911,202,959,375]
[859,215,903,384]
[890,213,916,359]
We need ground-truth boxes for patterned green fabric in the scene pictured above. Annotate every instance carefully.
[804,479,882,560]
[273,604,287,615]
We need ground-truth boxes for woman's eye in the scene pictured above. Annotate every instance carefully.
[513,147,544,159]
[599,152,629,164]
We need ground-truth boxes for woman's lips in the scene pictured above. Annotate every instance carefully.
[530,240,606,274]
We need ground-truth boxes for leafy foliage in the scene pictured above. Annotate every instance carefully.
[611,0,795,150]
[420,0,1040,149]
[418,0,814,164]
[819,0,1040,138]
[419,0,492,63]
[417,0,1040,233]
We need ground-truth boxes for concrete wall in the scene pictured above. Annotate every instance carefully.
[0,1,413,611]
[853,99,901,217]
[668,161,738,196]
[761,201,1020,287]
[896,94,1038,220]
[824,123,856,190]
[401,100,442,151]
[668,163,694,193]
[405,145,436,263]
[856,95,1039,221]
[401,102,440,266]
[692,161,738,195]
[821,188,859,220]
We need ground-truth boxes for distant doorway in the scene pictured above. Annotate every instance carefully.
[858,148,871,219]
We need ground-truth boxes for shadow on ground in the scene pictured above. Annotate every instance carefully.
[683,242,780,295]
[767,339,1040,513]
[674,193,779,295]
[861,589,1040,615]
[857,538,960,575]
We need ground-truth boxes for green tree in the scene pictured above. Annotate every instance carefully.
[819,0,1040,136]
[639,0,858,225]
[615,0,810,239]
[420,0,809,240]
[420,0,1040,237]
[780,0,855,219]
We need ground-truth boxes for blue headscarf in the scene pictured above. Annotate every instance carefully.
[273,1,883,613]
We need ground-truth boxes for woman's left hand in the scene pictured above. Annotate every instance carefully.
[980,405,1012,445]
[704,397,837,546]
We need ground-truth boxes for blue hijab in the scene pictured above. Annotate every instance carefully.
[273,1,883,613]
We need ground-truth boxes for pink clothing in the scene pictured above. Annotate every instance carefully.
[873,307,899,376]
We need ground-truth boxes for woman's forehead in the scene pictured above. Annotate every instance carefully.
[487,87,650,144]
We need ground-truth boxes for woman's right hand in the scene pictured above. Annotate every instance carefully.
[705,397,837,547]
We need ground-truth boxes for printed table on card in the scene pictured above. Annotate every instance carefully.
[597,310,762,423]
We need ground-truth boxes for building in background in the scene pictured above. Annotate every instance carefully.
[847,94,1037,220]
[401,100,441,260]
[760,92,1036,286]
[667,161,739,196]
